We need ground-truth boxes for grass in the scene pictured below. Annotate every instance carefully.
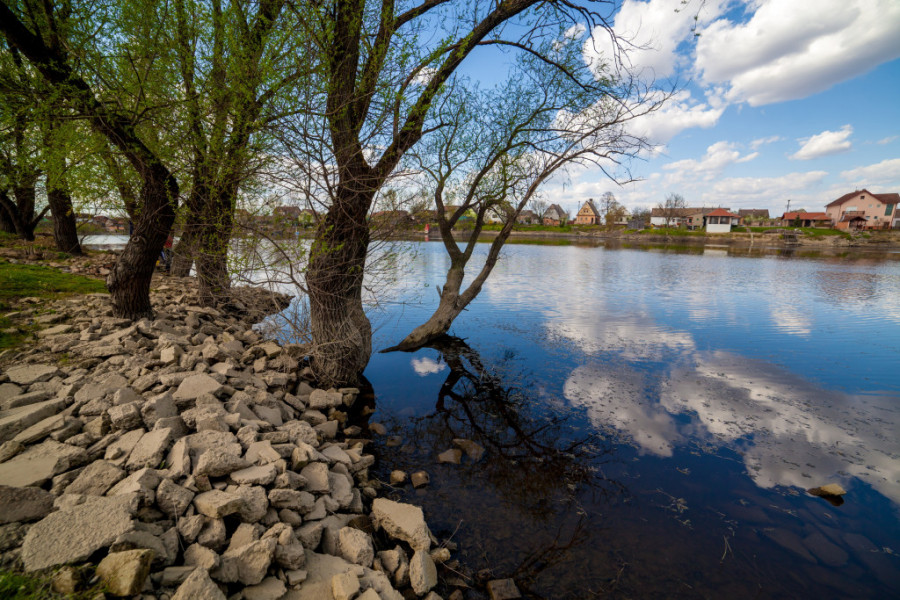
[637,227,705,237]
[0,260,107,349]
[0,568,106,599]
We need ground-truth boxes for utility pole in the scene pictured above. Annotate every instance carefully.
[785,199,791,214]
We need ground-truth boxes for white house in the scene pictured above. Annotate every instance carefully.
[705,208,741,233]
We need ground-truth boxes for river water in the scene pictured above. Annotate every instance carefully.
[359,240,900,598]
[85,234,900,596]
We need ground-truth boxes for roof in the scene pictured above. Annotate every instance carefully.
[706,208,740,218]
[578,200,600,216]
[827,190,900,207]
[544,204,566,218]
[874,193,900,204]
[649,207,706,218]
[738,209,770,217]
[840,215,867,222]
[782,212,830,220]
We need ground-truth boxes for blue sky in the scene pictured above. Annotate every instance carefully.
[534,0,900,217]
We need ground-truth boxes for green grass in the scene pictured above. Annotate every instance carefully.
[638,228,705,236]
[0,569,106,599]
[0,261,107,349]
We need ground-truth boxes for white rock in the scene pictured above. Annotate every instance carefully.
[409,550,437,595]
[339,527,374,567]
[371,498,432,551]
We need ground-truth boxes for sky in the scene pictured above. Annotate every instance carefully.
[535,0,900,217]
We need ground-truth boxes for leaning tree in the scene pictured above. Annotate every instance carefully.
[296,0,643,387]
[385,29,663,351]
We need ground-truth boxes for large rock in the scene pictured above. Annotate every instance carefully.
[0,439,88,487]
[338,526,374,567]
[216,537,276,585]
[174,374,223,401]
[371,498,432,551]
[157,478,195,518]
[194,489,246,518]
[126,427,174,470]
[5,364,60,386]
[21,495,137,571]
[0,398,67,443]
[172,567,226,600]
[96,549,154,596]
[64,460,126,496]
[0,485,54,524]
[194,450,250,477]
[230,464,277,486]
[409,549,437,595]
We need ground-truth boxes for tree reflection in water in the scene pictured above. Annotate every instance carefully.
[376,336,628,596]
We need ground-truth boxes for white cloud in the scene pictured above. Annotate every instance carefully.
[876,136,898,145]
[584,0,727,78]
[695,0,900,106]
[411,357,445,376]
[840,158,900,186]
[663,141,757,184]
[627,90,725,147]
[790,125,853,160]
[750,135,782,149]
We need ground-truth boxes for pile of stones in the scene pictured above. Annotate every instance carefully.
[0,278,459,600]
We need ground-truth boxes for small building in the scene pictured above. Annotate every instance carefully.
[274,206,302,220]
[542,204,568,226]
[517,210,540,225]
[781,212,832,228]
[649,207,704,228]
[705,208,741,233]
[738,209,770,225]
[825,189,899,230]
[574,199,601,225]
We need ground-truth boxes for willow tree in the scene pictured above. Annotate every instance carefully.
[386,31,662,351]
[299,0,628,387]
[168,0,307,308]
[0,0,180,318]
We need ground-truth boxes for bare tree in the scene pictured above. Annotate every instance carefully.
[384,34,663,351]
[657,192,686,229]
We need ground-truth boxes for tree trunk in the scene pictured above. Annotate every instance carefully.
[106,164,178,320]
[0,192,14,234]
[305,187,373,388]
[387,266,466,351]
[196,187,234,307]
[46,166,82,255]
[170,227,196,277]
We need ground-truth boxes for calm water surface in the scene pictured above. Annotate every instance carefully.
[359,241,900,599]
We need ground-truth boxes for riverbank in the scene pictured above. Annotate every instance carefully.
[0,249,481,599]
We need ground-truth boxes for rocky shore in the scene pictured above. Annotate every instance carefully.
[0,277,473,600]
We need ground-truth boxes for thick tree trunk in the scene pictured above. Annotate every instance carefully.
[305,188,373,388]
[106,165,178,320]
[46,167,82,255]
[197,187,234,307]
[47,187,81,254]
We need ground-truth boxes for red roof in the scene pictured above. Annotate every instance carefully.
[782,212,830,220]
[706,208,740,218]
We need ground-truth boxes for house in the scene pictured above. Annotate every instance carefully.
[705,208,741,233]
[738,209,770,225]
[649,207,698,228]
[274,206,302,220]
[370,210,411,226]
[780,212,832,228]
[574,199,601,225]
[825,189,899,230]
[516,209,540,225]
[542,204,568,226]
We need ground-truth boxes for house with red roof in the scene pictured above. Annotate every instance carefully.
[824,190,899,230]
[780,212,832,228]
[705,208,741,233]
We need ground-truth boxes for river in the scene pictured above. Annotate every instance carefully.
[359,240,900,598]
